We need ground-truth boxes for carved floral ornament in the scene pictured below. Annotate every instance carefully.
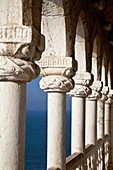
[37,57,77,92]
[0,56,40,82]
[40,75,74,92]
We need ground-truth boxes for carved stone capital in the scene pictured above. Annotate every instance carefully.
[106,90,113,104]
[69,71,93,97]
[0,25,45,82]
[0,56,40,82]
[40,75,73,92]
[0,26,45,61]
[38,57,77,92]
[99,86,109,102]
[87,81,103,101]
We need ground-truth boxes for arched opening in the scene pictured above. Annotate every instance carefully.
[92,38,98,80]
[101,52,107,86]
[75,12,86,71]
[108,62,111,89]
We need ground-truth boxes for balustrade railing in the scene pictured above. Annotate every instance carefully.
[66,135,110,170]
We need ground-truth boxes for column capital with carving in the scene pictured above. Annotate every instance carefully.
[0,26,45,82]
[105,89,113,104]
[68,71,93,98]
[87,80,103,101]
[0,0,45,82]
[37,56,77,92]
[99,86,109,102]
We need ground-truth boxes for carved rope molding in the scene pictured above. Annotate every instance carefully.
[38,57,77,92]
[69,71,93,98]
[0,25,45,82]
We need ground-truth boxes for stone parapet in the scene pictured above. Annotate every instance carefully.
[38,56,77,92]
[69,71,93,97]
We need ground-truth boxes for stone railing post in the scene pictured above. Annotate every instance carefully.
[0,1,44,169]
[97,86,109,139]
[69,71,92,154]
[85,81,103,145]
[38,56,77,170]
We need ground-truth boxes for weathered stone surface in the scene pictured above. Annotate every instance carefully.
[69,71,93,97]
[87,81,103,101]
[38,57,77,92]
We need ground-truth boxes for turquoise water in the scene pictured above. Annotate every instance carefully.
[25,110,71,170]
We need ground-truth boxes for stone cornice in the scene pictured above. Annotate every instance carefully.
[38,57,77,92]
[69,71,93,98]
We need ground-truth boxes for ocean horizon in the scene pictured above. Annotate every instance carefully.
[25,110,71,170]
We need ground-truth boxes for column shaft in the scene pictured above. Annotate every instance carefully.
[71,97,85,153]
[0,82,26,170]
[47,92,66,170]
[105,102,110,135]
[108,103,113,168]
[86,100,97,145]
[97,100,104,139]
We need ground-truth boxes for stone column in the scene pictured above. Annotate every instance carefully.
[39,57,77,170]
[105,90,113,135]
[86,81,102,145]
[69,71,92,154]
[108,90,113,169]
[0,1,44,169]
[97,86,109,139]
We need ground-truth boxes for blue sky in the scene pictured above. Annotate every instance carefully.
[27,76,71,111]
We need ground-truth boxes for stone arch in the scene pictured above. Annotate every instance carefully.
[108,46,113,88]
[101,52,108,86]
[91,34,103,81]
[92,37,98,81]
[108,61,112,89]
[75,11,87,71]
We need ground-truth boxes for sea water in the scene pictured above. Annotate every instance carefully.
[25,110,71,170]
